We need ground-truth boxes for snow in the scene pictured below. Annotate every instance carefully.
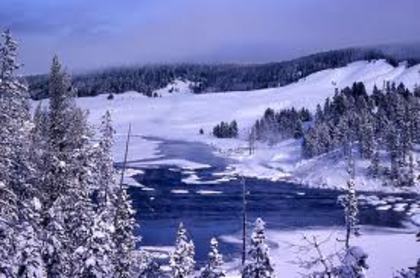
[153,79,194,97]
[182,174,235,185]
[141,187,155,192]
[171,189,189,194]
[376,205,392,211]
[196,190,223,195]
[220,226,419,278]
[33,60,420,192]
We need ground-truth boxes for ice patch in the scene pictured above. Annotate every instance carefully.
[141,187,155,191]
[376,205,392,211]
[393,203,408,212]
[196,190,223,195]
[171,189,189,194]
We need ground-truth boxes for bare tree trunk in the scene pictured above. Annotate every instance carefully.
[119,123,132,189]
[242,177,247,266]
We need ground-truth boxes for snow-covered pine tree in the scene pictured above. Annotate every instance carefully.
[41,56,77,277]
[113,185,137,278]
[336,246,369,278]
[76,110,119,277]
[342,149,359,250]
[200,237,225,278]
[44,55,76,206]
[95,111,118,211]
[0,29,45,277]
[242,218,275,278]
[73,214,115,277]
[65,114,103,276]
[369,137,380,179]
[41,56,105,277]
[0,29,20,276]
[30,102,50,199]
[386,122,401,186]
[0,181,18,277]
[170,222,196,278]
[136,250,161,277]
[358,112,374,159]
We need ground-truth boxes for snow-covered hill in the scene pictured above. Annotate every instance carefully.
[52,59,420,192]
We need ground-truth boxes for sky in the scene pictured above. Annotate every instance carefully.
[1,0,420,74]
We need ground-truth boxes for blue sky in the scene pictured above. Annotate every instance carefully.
[1,0,419,74]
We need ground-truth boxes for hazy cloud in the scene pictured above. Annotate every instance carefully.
[1,0,419,74]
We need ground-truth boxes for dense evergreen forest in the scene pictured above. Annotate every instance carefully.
[251,82,420,188]
[26,47,419,100]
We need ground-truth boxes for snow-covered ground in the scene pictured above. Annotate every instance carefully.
[143,225,419,278]
[59,59,420,193]
[220,226,419,278]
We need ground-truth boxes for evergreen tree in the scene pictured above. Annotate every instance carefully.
[41,56,77,277]
[0,181,18,276]
[336,246,369,278]
[80,110,120,277]
[0,29,45,277]
[137,251,161,278]
[112,185,137,278]
[44,55,75,206]
[95,111,118,209]
[243,218,275,278]
[200,237,225,278]
[170,222,196,278]
[342,151,359,249]
[369,139,380,179]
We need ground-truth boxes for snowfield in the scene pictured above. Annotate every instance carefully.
[220,226,419,278]
[57,59,420,193]
[144,226,419,278]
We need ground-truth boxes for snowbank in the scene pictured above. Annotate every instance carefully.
[221,226,419,278]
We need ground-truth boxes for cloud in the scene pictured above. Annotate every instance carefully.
[1,0,419,74]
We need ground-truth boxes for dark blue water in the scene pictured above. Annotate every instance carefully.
[123,137,416,264]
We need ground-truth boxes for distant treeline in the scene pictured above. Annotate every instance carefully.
[26,47,419,100]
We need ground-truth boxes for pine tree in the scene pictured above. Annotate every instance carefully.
[369,139,380,179]
[0,181,18,276]
[78,111,119,277]
[170,222,196,278]
[405,149,415,187]
[387,123,401,186]
[242,218,275,278]
[95,111,118,209]
[137,251,161,277]
[336,246,369,278]
[73,215,115,277]
[113,186,137,278]
[200,237,225,278]
[44,55,75,206]
[342,150,359,250]
[358,112,374,159]
[0,29,45,277]
[0,30,20,276]
[41,56,78,277]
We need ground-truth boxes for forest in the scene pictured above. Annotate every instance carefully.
[250,82,420,188]
[26,48,417,100]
